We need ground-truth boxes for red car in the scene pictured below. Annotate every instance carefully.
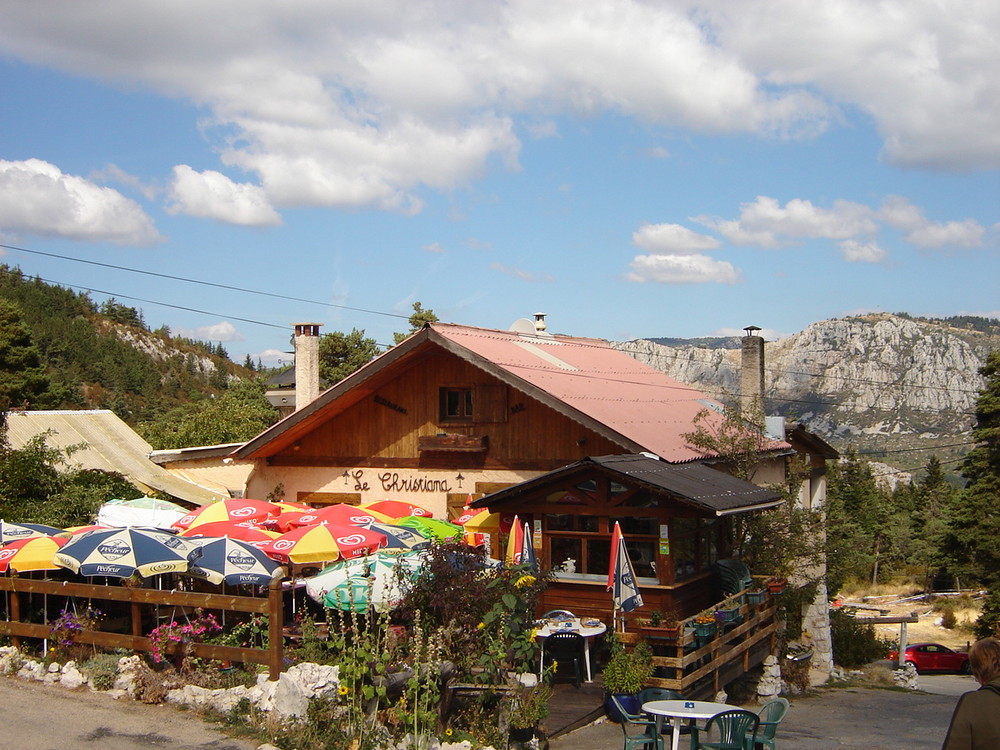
[887,643,970,674]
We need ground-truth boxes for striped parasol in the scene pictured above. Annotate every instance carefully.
[0,535,68,573]
[360,500,433,518]
[287,504,394,528]
[171,499,279,531]
[0,521,63,545]
[53,527,198,578]
[184,536,285,586]
[261,523,387,565]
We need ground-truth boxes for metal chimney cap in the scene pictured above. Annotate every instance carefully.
[743,325,761,336]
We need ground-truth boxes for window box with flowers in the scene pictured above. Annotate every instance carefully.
[693,613,717,644]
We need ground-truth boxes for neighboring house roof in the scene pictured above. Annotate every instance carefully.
[471,454,784,516]
[235,322,790,462]
[4,410,225,507]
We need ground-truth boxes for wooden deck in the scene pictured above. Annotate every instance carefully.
[544,675,608,739]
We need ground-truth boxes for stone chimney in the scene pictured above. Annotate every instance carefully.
[294,323,322,410]
[740,325,764,420]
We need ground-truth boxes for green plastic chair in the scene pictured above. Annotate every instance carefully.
[610,694,665,750]
[751,698,789,750]
[694,709,759,750]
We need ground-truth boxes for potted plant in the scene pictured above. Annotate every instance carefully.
[640,608,681,640]
[507,681,552,743]
[693,613,717,645]
[767,577,788,594]
[602,639,654,721]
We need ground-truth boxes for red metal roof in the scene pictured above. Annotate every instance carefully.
[430,323,787,463]
[235,321,790,461]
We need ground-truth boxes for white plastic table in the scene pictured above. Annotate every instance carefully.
[642,699,732,750]
[534,617,606,683]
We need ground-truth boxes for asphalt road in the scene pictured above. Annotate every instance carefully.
[0,678,260,750]
[552,674,979,750]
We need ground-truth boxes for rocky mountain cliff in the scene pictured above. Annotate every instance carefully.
[618,313,999,472]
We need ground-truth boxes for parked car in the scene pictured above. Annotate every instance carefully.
[886,642,970,674]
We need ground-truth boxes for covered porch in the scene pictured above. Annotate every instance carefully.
[471,454,783,623]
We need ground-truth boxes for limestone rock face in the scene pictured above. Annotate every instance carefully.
[619,313,995,466]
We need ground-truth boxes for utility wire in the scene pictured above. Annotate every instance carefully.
[2,242,410,322]
[4,240,990,393]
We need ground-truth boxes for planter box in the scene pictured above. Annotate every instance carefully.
[640,625,681,640]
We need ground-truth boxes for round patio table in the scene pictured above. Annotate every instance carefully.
[642,698,732,750]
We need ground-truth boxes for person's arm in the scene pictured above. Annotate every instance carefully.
[941,694,973,750]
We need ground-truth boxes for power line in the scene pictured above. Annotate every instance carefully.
[2,242,410,323]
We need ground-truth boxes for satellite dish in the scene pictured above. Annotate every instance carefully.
[509,318,537,334]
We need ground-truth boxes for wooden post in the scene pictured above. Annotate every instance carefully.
[9,588,20,650]
[898,621,908,668]
[268,577,284,681]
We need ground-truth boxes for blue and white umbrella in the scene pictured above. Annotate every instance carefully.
[0,521,63,545]
[53,527,197,578]
[607,522,643,629]
[184,536,285,586]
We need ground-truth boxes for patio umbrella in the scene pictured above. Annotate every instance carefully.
[455,508,512,533]
[53,527,197,578]
[607,521,644,630]
[262,523,387,565]
[0,521,63,545]
[96,497,189,530]
[170,499,279,531]
[178,522,279,548]
[396,516,463,541]
[0,535,68,573]
[183,536,285,586]
[504,515,524,565]
[309,550,427,612]
[360,499,433,518]
[287,504,394,528]
[519,521,538,571]
[360,521,431,551]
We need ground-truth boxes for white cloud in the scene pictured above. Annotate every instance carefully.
[0,158,162,245]
[422,242,446,253]
[167,166,281,226]
[0,0,994,218]
[632,223,721,254]
[625,254,741,285]
[839,239,887,263]
[490,262,554,282]
[879,195,984,249]
[696,196,878,247]
[176,321,244,342]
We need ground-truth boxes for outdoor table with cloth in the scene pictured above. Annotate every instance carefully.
[642,699,732,750]
[535,616,606,683]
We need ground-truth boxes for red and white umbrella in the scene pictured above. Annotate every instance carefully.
[286,504,393,529]
[179,522,279,549]
[0,536,68,573]
[360,500,433,519]
[261,523,387,565]
[171,499,279,531]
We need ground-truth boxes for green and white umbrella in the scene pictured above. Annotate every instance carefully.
[53,527,197,579]
[395,516,463,541]
[306,550,427,612]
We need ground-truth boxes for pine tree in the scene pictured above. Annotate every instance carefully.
[943,351,1000,588]
[0,299,50,410]
[318,328,381,384]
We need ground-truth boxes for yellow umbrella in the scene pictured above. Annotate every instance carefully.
[0,536,68,573]
[455,508,508,533]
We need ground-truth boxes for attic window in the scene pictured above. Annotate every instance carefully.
[440,387,473,422]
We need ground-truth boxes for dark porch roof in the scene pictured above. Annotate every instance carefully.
[471,454,784,516]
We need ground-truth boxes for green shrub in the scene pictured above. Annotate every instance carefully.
[830,609,892,668]
[79,653,121,691]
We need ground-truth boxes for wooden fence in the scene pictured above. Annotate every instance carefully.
[0,577,285,680]
[619,588,778,697]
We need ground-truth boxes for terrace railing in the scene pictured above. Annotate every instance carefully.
[618,586,778,696]
[0,576,284,680]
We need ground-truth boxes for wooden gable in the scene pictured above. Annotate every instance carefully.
[266,346,625,471]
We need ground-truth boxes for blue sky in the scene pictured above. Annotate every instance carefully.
[0,1,997,365]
